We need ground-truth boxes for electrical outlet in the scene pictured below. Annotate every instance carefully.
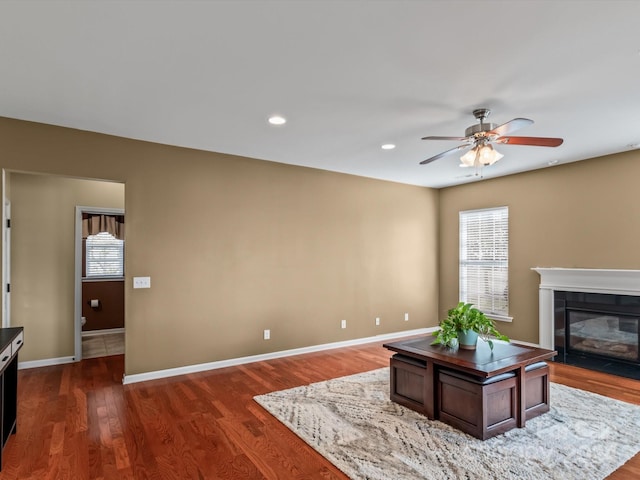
[341,319,347,329]
[375,317,380,326]
[404,312,409,321]
[263,329,270,340]
[133,276,151,289]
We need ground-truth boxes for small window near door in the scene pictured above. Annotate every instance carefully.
[86,232,124,277]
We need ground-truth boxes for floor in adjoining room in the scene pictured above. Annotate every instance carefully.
[82,332,124,358]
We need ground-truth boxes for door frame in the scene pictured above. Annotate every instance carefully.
[74,206,125,361]
[2,169,9,329]
[2,199,9,329]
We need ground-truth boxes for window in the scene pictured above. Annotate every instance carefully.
[86,232,124,277]
[459,206,509,320]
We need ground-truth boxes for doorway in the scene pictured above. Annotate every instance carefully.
[75,207,125,361]
[4,172,124,367]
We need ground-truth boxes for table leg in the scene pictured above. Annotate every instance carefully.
[517,365,526,428]
[424,360,435,419]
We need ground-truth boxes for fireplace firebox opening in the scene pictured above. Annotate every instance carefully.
[554,291,640,380]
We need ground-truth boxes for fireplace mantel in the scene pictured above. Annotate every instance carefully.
[532,267,640,349]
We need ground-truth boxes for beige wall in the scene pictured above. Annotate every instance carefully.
[438,150,640,343]
[6,115,639,372]
[0,117,439,375]
[9,173,124,361]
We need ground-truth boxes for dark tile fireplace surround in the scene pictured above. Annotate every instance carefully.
[554,291,640,380]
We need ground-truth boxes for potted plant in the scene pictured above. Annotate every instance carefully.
[431,302,509,350]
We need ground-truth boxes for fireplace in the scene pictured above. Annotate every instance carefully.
[533,268,640,380]
[554,291,640,379]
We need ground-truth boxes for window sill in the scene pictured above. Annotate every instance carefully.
[486,313,513,323]
[82,276,125,282]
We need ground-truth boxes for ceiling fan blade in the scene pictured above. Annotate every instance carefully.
[489,118,534,137]
[421,135,471,142]
[420,144,471,165]
[495,136,564,147]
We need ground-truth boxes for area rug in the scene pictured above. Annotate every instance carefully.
[254,368,640,480]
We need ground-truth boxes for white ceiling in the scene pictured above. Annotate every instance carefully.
[2,1,640,188]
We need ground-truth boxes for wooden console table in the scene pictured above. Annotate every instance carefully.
[0,327,23,471]
[383,336,556,439]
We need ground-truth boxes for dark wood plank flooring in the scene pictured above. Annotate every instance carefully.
[2,340,639,479]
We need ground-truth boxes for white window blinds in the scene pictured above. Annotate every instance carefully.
[86,232,124,277]
[459,206,509,317]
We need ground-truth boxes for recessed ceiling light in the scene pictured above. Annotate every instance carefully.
[268,115,286,125]
[548,159,559,166]
[381,144,396,150]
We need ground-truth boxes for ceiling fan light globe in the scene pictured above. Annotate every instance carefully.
[460,148,478,166]
[487,149,504,165]
[478,144,503,165]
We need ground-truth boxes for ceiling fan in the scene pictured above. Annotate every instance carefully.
[420,108,563,168]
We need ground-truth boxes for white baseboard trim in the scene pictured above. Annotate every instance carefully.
[123,327,436,385]
[19,356,75,370]
[82,327,125,338]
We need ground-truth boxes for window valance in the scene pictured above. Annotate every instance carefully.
[82,213,125,240]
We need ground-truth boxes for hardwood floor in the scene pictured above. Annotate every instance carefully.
[2,339,639,479]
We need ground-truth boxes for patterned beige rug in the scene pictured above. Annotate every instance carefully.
[254,368,640,480]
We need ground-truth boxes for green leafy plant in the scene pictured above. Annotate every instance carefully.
[431,302,509,350]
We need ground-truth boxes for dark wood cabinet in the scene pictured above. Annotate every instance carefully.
[0,327,23,471]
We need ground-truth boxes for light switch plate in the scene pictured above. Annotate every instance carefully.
[133,276,151,289]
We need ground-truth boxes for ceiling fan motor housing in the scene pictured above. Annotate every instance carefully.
[466,108,495,137]
[465,123,498,137]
